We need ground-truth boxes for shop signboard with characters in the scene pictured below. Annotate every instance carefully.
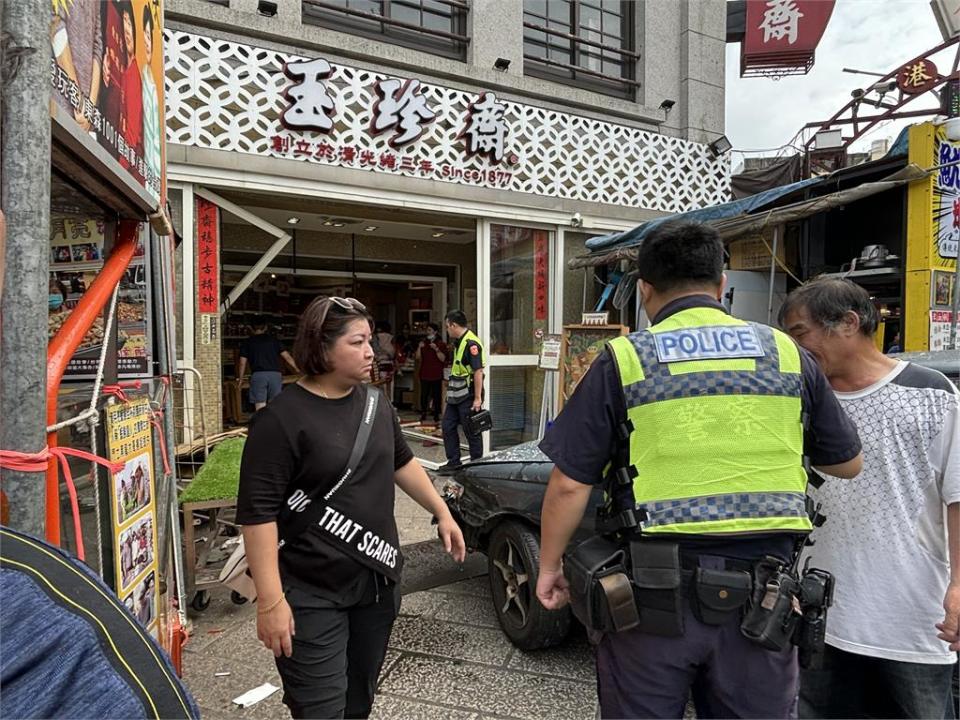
[48,217,153,378]
[49,0,166,203]
[928,125,960,349]
[104,397,160,636]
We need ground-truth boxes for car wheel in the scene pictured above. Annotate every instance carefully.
[487,521,571,650]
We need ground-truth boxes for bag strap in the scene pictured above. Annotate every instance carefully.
[277,384,379,546]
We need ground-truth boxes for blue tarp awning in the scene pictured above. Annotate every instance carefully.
[585,176,823,253]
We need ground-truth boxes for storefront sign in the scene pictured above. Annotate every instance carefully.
[534,232,548,321]
[741,0,835,77]
[49,218,153,378]
[930,309,955,350]
[898,59,939,95]
[105,398,160,636]
[934,130,960,261]
[166,30,730,213]
[50,0,166,202]
[196,198,220,314]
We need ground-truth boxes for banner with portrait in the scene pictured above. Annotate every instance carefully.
[50,0,166,203]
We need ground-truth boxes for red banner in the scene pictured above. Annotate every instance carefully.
[534,232,548,321]
[741,0,835,77]
[196,199,219,314]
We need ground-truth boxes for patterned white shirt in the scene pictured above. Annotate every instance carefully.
[808,361,960,664]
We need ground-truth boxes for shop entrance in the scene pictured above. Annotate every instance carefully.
[194,188,476,464]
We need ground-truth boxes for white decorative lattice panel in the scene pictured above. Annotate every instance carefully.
[164,30,730,211]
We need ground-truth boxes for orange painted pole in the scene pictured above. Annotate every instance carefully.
[45,220,139,545]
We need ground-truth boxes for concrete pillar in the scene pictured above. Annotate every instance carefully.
[470,0,523,78]
[0,0,52,537]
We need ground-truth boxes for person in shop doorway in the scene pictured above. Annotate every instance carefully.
[886,330,902,354]
[236,322,299,411]
[371,322,397,404]
[415,322,447,423]
[536,221,864,719]
[437,310,485,474]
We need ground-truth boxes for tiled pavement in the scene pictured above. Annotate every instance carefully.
[183,484,598,720]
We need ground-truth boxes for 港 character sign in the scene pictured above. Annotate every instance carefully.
[196,198,220,313]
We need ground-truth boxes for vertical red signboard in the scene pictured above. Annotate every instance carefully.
[196,199,219,314]
[534,231,548,321]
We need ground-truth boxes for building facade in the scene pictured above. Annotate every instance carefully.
[163,0,730,452]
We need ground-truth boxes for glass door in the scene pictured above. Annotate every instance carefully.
[479,221,555,451]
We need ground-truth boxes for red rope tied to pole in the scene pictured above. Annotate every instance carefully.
[149,411,172,477]
[0,447,123,562]
[101,379,144,403]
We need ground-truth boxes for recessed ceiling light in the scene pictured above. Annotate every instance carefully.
[364,226,378,232]
[322,220,334,226]
[270,273,277,279]
[431,232,445,238]
[286,217,300,225]
[332,222,345,227]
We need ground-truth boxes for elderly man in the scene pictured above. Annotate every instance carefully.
[780,278,959,719]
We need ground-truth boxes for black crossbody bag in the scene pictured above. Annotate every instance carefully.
[220,385,379,601]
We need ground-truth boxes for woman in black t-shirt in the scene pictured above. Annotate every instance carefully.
[237,296,465,720]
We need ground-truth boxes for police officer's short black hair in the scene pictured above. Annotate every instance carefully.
[779,277,880,337]
[445,310,468,327]
[634,221,724,293]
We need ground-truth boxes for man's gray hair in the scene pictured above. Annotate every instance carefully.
[778,277,879,336]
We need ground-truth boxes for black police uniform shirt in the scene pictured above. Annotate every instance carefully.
[239,333,283,373]
[539,295,862,560]
[451,334,484,400]
[236,383,414,604]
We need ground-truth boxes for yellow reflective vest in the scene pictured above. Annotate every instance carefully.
[607,306,811,536]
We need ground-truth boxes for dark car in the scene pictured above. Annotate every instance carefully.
[443,349,960,650]
[441,441,604,650]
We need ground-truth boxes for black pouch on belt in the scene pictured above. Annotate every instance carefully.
[691,567,752,625]
[740,559,801,651]
[564,536,639,633]
[630,541,683,637]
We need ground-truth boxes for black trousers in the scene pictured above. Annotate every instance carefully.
[419,379,442,419]
[275,577,399,719]
[442,400,483,462]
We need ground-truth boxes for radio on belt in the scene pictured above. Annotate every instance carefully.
[654,325,766,363]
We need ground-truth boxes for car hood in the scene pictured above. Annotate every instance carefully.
[473,441,551,465]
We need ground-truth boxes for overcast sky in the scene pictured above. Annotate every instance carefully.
[725,0,948,165]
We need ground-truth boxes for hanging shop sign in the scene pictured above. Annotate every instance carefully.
[897,59,939,95]
[539,334,562,371]
[49,218,153,378]
[104,397,160,637]
[933,128,960,262]
[534,232,549,322]
[741,0,836,78]
[165,30,730,213]
[196,198,220,314]
[49,0,166,203]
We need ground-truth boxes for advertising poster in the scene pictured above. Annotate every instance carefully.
[933,128,960,263]
[196,198,220,314]
[49,0,166,202]
[105,398,160,636]
[49,217,152,378]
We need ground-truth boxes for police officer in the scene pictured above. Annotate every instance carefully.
[437,310,485,474]
[536,221,864,719]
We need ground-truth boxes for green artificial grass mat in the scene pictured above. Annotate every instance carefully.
[178,437,245,504]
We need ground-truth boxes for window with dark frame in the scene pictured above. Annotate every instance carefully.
[302,0,469,61]
[523,0,638,100]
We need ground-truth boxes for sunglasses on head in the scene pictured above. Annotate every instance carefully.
[327,296,366,312]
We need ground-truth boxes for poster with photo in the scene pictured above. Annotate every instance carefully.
[105,397,160,633]
[48,217,152,378]
[933,270,956,308]
[49,0,166,203]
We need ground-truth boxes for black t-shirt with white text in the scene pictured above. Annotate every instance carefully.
[236,383,414,603]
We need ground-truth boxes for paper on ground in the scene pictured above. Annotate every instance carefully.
[232,682,280,707]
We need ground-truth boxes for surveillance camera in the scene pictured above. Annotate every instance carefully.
[571,212,583,228]
[851,88,865,100]
[868,80,898,94]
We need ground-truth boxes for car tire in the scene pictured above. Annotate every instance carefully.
[487,521,571,650]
